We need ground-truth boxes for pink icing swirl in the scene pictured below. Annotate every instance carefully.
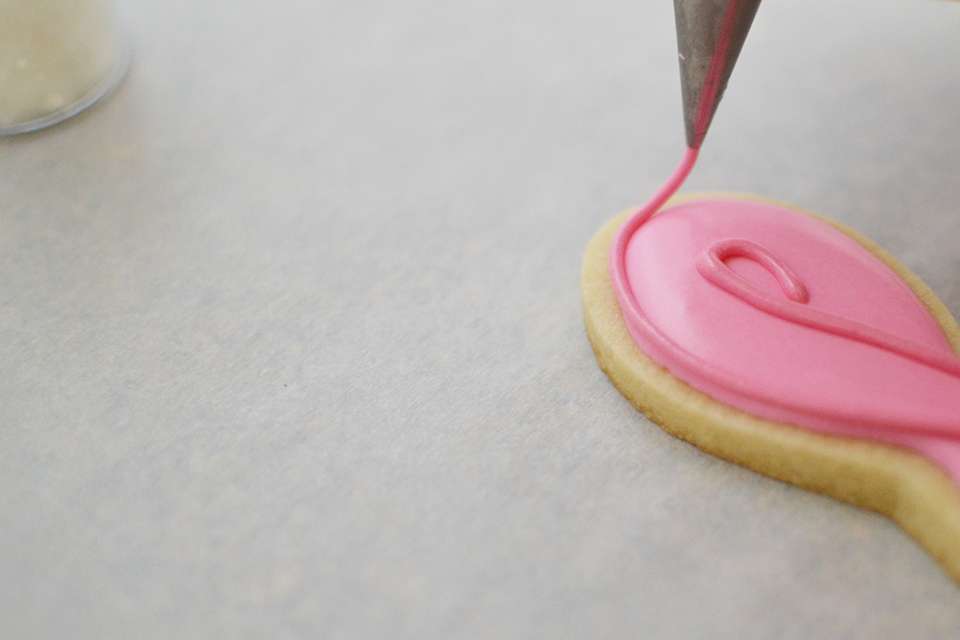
[696,238,960,380]
[610,149,960,483]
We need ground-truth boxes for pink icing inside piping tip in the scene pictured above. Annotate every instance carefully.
[610,148,960,484]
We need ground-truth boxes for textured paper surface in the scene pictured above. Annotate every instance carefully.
[1,0,960,637]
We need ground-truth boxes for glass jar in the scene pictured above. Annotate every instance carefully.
[0,0,130,135]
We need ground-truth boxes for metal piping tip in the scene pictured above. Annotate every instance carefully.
[674,0,763,148]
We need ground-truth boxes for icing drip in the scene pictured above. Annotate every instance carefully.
[610,149,960,483]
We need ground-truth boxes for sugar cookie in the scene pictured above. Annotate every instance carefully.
[583,157,960,583]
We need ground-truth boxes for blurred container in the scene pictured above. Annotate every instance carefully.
[0,0,129,135]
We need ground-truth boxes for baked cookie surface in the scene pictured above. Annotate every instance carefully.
[582,193,960,583]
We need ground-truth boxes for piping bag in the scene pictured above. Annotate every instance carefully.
[674,0,763,149]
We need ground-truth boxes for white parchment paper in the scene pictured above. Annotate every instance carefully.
[1,0,959,637]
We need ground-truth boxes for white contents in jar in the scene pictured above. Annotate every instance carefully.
[0,0,122,128]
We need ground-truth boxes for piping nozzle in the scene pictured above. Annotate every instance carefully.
[674,0,763,148]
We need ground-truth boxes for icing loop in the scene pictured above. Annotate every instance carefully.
[697,238,809,303]
[696,239,960,379]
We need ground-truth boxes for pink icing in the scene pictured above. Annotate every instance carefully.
[610,148,960,484]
